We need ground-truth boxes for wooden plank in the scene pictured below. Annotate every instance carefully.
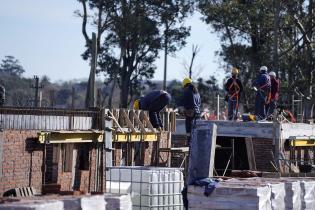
[131,110,146,133]
[188,121,217,184]
[104,118,113,167]
[140,111,155,132]
[108,110,125,133]
[245,138,257,170]
[0,131,3,178]
[63,144,74,172]
[120,109,136,133]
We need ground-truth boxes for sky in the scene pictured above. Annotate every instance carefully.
[0,0,224,84]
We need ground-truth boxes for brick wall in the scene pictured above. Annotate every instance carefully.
[252,138,275,172]
[56,144,99,193]
[0,130,104,195]
[0,130,43,195]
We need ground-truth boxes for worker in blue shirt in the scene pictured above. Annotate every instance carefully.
[253,66,271,120]
[178,77,201,144]
[133,90,171,130]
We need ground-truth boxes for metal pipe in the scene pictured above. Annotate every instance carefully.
[217,94,220,120]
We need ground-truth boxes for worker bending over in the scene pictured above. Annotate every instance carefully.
[225,67,243,120]
[253,66,271,120]
[178,78,201,145]
[134,90,171,130]
[267,71,280,116]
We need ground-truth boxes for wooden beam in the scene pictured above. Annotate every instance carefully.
[130,110,146,133]
[245,138,257,170]
[38,131,104,144]
[107,110,125,134]
[140,111,155,133]
[120,109,136,133]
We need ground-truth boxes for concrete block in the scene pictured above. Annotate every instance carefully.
[0,200,63,210]
[62,195,106,210]
[105,194,132,210]
[188,121,217,184]
[188,184,272,210]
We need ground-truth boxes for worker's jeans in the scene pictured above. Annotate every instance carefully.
[255,91,267,120]
[267,100,277,117]
[185,114,199,146]
[228,98,238,120]
[149,111,162,128]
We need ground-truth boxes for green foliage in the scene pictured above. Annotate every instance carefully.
[197,76,222,109]
[167,80,182,108]
[198,0,315,112]
[79,0,193,108]
[0,56,25,77]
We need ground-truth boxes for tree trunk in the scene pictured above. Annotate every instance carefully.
[119,71,132,108]
[273,0,280,76]
[163,24,168,90]
[107,78,117,108]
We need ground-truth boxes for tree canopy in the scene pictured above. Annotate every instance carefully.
[198,0,315,112]
[77,0,194,108]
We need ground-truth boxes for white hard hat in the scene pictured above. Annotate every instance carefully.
[260,66,268,72]
[269,71,276,77]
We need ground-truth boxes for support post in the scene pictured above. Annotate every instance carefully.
[217,94,220,120]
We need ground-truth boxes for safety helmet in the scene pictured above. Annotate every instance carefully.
[231,67,239,75]
[182,77,192,87]
[260,66,268,72]
[269,71,276,77]
[133,99,140,110]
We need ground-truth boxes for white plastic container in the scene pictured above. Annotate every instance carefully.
[106,166,184,210]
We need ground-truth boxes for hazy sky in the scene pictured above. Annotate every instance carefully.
[0,0,224,84]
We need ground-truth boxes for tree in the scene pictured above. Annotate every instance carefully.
[156,0,194,90]
[166,80,182,108]
[76,0,114,108]
[182,44,203,80]
[0,56,25,77]
[95,1,193,108]
[77,0,193,108]
[198,0,315,112]
[197,76,220,109]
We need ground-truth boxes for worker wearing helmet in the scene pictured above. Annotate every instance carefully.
[133,90,171,130]
[252,66,271,120]
[178,77,201,145]
[267,71,280,116]
[224,67,243,120]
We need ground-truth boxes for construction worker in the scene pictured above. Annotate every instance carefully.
[178,77,201,145]
[253,66,271,120]
[133,90,171,130]
[225,67,243,120]
[0,84,5,107]
[267,71,280,116]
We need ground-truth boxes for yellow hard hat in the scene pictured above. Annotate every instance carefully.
[231,67,239,75]
[182,77,192,87]
[133,99,139,110]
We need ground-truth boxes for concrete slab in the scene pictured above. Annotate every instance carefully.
[188,121,217,184]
